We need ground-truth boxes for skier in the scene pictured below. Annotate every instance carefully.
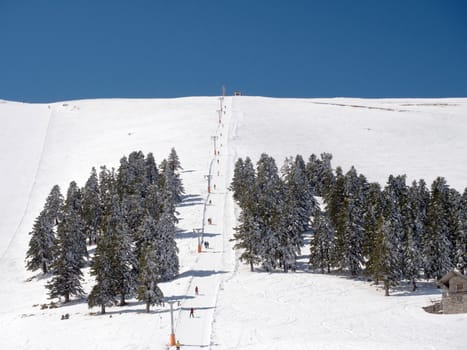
[195,286,199,295]
[176,340,181,350]
[189,307,194,318]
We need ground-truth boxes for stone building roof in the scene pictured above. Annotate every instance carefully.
[438,270,467,289]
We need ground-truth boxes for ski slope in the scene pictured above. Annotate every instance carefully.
[0,96,466,349]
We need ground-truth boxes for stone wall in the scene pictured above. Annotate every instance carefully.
[442,292,467,314]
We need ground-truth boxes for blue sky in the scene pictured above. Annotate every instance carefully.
[1,0,466,102]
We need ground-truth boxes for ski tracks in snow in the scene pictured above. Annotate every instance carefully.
[0,105,54,265]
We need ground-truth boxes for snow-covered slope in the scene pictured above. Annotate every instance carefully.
[0,96,466,350]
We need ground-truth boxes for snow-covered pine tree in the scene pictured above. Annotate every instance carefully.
[447,188,462,268]
[403,180,429,290]
[279,155,318,271]
[306,153,335,197]
[26,209,56,274]
[323,166,346,269]
[144,183,163,222]
[154,211,179,281]
[116,151,146,199]
[116,156,131,196]
[99,166,115,207]
[423,177,454,279]
[137,243,164,313]
[134,214,159,269]
[109,196,137,306]
[309,210,336,273]
[456,189,467,274]
[231,157,245,204]
[231,157,256,209]
[341,167,367,276]
[368,214,400,296]
[167,147,183,172]
[145,152,159,186]
[232,208,261,271]
[64,181,87,259]
[88,221,117,314]
[254,153,285,271]
[46,202,85,303]
[362,182,382,265]
[159,158,185,204]
[82,167,102,245]
[44,184,64,226]
[230,156,261,271]
[382,175,408,280]
[283,155,317,234]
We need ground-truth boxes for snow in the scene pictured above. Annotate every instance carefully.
[0,96,466,349]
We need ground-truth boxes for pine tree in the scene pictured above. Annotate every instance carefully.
[44,184,64,226]
[160,158,185,204]
[283,155,317,233]
[254,154,284,271]
[230,156,261,271]
[82,167,102,245]
[64,181,87,259]
[154,211,179,281]
[403,180,429,290]
[231,158,246,204]
[145,152,159,186]
[231,157,256,208]
[309,210,335,273]
[232,209,261,271]
[447,188,462,268]
[329,167,366,275]
[342,168,367,276]
[306,153,335,197]
[456,189,467,274]
[362,182,382,265]
[324,167,346,269]
[167,147,183,172]
[137,243,164,313]
[88,226,116,314]
[423,177,454,279]
[369,215,400,296]
[26,209,56,273]
[46,207,85,303]
[380,175,408,282]
[109,196,137,306]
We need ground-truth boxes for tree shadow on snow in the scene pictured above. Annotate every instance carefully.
[179,305,215,311]
[176,269,228,279]
[176,230,220,240]
[164,295,195,302]
[389,281,441,297]
[177,194,204,207]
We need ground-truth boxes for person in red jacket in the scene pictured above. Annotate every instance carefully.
[195,286,199,295]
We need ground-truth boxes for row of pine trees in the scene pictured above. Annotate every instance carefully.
[231,153,467,295]
[26,149,184,313]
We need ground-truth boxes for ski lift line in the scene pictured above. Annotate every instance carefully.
[0,105,55,263]
[173,98,224,340]
[175,96,232,347]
